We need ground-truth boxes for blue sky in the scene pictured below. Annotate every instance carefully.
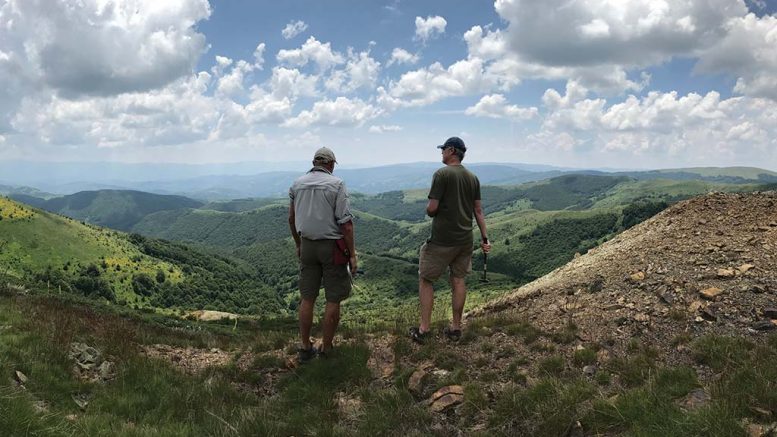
[0,0,776,170]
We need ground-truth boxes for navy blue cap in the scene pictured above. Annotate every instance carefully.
[437,136,466,152]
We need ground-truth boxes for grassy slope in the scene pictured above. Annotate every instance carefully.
[0,197,284,315]
[1,290,774,436]
[656,166,777,179]
[199,197,284,212]
[132,204,289,247]
[591,179,763,208]
[36,190,204,231]
[0,197,181,303]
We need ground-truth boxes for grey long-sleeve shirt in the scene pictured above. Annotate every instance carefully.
[289,166,353,240]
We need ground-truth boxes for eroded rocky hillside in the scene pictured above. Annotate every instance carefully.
[469,191,777,366]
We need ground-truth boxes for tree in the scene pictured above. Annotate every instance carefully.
[132,273,156,296]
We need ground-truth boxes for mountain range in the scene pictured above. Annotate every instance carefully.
[3,161,775,200]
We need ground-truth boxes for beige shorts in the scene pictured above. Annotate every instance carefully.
[418,241,473,282]
[299,238,351,303]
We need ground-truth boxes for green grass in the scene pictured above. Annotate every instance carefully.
[2,288,777,435]
[490,378,596,435]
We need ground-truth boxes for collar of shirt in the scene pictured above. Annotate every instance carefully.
[309,166,332,175]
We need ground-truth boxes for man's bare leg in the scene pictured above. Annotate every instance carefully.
[321,301,341,352]
[419,278,435,333]
[450,276,467,331]
[299,297,316,350]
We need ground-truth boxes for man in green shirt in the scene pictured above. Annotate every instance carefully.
[409,137,491,343]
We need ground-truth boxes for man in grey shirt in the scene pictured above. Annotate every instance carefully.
[288,147,357,363]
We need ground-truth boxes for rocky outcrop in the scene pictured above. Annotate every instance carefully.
[468,192,777,360]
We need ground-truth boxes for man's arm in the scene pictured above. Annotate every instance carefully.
[426,199,439,217]
[340,220,357,276]
[288,201,301,257]
[474,199,491,253]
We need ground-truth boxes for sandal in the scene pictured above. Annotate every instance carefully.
[443,326,462,341]
[297,346,318,364]
[408,326,430,344]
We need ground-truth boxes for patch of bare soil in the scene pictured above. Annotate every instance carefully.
[365,334,396,383]
[141,344,232,374]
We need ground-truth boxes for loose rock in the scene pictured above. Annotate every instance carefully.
[630,272,645,282]
[409,368,429,394]
[14,370,28,385]
[738,264,755,273]
[752,320,777,331]
[678,388,710,410]
[699,287,723,300]
[428,385,464,412]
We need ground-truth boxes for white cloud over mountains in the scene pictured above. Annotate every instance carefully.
[0,0,775,168]
[465,94,538,120]
[415,15,447,42]
[283,97,380,128]
[282,20,308,40]
[276,37,345,71]
[387,48,420,66]
[0,0,210,98]
[530,84,777,166]
[696,13,777,99]
[494,0,746,67]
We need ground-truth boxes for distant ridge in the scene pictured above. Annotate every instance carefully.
[11,190,203,231]
[2,162,775,200]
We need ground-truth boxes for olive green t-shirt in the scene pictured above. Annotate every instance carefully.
[428,164,481,246]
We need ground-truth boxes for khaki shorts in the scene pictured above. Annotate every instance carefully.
[299,238,351,303]
[418,241,473,282]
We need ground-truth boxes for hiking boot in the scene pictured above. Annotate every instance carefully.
[318,347,333,359]
[297,346,317,364]
[408,327,430,344]
[443,326,462,342]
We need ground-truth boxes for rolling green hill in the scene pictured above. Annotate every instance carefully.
[13,190,204,231]
[0,197,282,315]
[0,195,510,320]
[617,166,777,184]
[3,171,773,321]
[125,174,772,286]
[132,204,290,248]
[199,197,284,212]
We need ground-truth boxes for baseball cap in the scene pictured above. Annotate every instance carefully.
[436,136,466,152]
[313,147,337,163]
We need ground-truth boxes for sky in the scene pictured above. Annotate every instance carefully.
[1,0,776,170]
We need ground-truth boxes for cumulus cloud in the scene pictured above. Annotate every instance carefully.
[244,88,293,124]
[253,43,266,69]
[368,124,402,133]
[282,20,308,39]
[283,97,380,128]
[268,67,319,99]
[325,49,381,93]
[696,13,777,99]
[415,15,447,42]
[387,48,420,66]
[276,36,345,70]
[381,58,515,108]
[11,72,222,148]
[465,94,538,120]
[215,59,255,97]
[494,0,745,68]
[463,26,508,61]
[530,86,777,166]
[0,0,211,97]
